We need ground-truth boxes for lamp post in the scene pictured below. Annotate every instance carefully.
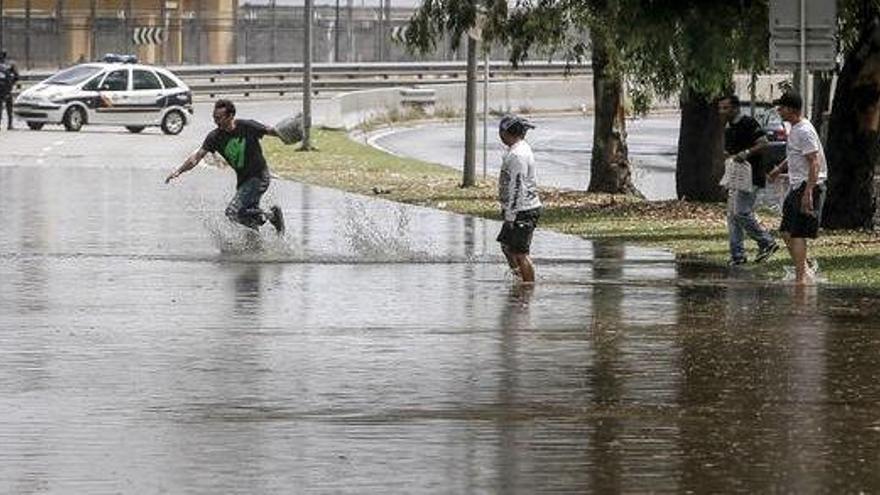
[463,34,477,187]
[302,0,313,150]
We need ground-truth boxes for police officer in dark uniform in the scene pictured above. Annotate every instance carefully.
[0,51,19,130]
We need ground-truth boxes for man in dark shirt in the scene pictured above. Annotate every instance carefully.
[718,95,778,265]
[165,99,285,234]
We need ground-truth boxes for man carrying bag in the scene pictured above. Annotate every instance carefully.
[718,95,779,266]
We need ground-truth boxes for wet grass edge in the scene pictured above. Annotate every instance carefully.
[265,128,880,288]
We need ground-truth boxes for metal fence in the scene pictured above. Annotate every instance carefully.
[0,5,511,69]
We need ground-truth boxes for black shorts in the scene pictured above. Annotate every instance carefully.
[780,182,826,239]
[497,207,542,254]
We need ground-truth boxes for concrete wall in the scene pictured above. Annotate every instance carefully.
[318,73,789,131]
[732,73,792,104]
[319,77,595,130]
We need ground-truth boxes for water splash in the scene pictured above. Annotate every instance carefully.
[339,198,439,262]
[202,216,301,261]
[782,259,826,284]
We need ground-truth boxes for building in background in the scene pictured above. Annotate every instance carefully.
[0,0,474,68]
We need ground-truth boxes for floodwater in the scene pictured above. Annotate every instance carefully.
[2,114,880,493]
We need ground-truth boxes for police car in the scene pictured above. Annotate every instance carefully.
[15,54,193,134]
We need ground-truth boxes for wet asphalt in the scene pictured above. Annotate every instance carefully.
[2,102,880,494]
[370,114,679,200]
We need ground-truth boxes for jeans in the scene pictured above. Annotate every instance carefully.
[226,174,270,230]
[727,188,774,261]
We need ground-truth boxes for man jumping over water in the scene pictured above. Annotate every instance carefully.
[165,99,285,235]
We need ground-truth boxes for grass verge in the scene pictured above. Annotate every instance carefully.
[265,128,880,288]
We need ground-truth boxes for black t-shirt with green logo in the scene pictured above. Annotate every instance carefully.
[202,119,270,187]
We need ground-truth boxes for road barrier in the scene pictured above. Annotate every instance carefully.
[17,61,592,98]
[318,77,595,130]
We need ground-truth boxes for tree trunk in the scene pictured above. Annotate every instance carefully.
[823,17,880,230]
[810,71,833,141]
[675,87,725,202]
[587,28,641,196]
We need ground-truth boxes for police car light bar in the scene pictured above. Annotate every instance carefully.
[100,53,138,64]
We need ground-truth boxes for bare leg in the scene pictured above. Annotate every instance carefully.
[513,253,535,283]
[789,237,810,285]
[782,232,810,285]
[501,244,520,279]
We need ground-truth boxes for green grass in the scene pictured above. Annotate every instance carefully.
[266,128,880,287]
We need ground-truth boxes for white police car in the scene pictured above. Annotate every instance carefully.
[15,54,193,134]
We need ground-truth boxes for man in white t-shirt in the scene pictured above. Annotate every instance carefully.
[496,114,542,283]
[767,91,828,285]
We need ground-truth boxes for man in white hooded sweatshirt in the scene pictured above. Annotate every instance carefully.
[497,114,543,283]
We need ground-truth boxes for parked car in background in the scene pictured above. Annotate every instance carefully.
[740,101,788,142]
[14,54,193,134]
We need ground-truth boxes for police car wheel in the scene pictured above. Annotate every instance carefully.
[26,121,44,131]
[161,110,185,135]
[63,107,85,132]
[126,126,145,134]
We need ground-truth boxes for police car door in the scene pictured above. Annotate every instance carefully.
[94,68,131,125]
[128,69,165,126]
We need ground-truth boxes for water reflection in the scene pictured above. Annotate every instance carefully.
[589,242,625,493]
[4,162,880,492]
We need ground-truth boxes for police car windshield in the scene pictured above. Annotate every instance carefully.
[45,65,103,85]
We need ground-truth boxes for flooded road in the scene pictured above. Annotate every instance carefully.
[2,103,880,493]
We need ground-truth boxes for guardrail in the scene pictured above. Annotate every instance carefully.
[18,61,591,98]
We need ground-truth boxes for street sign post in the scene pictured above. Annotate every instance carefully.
[769,0,837,96]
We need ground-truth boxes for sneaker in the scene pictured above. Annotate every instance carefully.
[268,205,285,235]
[728,257,747,266]
[755,242,780,263]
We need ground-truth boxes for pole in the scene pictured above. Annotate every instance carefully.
[241,10,247,64]
[302,0,313,150]
[799,0,806,101]
[160,0,167,65]
[89,0,96,60]
[0,0,4,51]
[347,0,353,62]
[377,3,383,61]
[384,0,391,61]
[482,48,488,179]
[195,0,201,64]
[231,0,239,64]
[334,0,340,62]
[124,0,132,55]
[55,0,62,67]
[463,35,477,187]
[270,0,276,63]
[25,0,30,69]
